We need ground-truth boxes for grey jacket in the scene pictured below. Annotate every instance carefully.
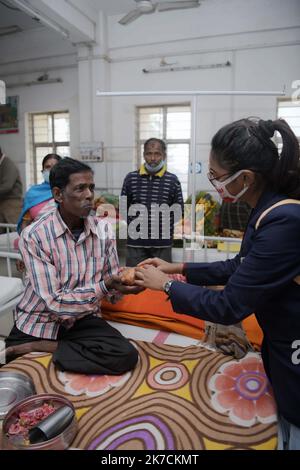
[0,154,23,199]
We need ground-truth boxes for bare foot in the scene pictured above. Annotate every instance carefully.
[3,341,58,361]
[0,346,16,365]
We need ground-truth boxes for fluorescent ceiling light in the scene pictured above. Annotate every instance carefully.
[0,25,22,36]
[11,0,69,38]
[97,90,286,97]
[142,61,232,74]
[7,78,63,88]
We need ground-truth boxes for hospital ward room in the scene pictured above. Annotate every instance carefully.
[0,0,300,457]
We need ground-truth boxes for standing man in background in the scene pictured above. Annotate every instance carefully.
[0,147,23,233]
[121,138,184,266]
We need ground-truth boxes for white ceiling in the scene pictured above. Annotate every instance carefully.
[0,1,42,34]
[87,0,142,16]
[0,0,190,34]
[0,0,163,36]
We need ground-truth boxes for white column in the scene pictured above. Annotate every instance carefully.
[77,44,93,144]
[76,11,111,189]
[91,11,111,146]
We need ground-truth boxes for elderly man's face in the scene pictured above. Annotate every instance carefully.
[53,171,95,219]
[144,141,165,168]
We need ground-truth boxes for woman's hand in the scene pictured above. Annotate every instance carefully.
[137,257,183,275]
[135,265,170,291]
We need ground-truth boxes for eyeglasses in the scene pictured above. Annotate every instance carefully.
[207,171,232,183]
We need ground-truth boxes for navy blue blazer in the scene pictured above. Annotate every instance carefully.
[169,190,300,426]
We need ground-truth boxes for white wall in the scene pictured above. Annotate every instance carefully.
[0,27,76,66]
[106,0,300,193]
[107,40,300,194]
[1,68,78,189]
[0,28,78,190]
[0,0,299,196]
[108,0,300,49]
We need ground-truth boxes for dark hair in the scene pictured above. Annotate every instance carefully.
[144,138,166,153]
[42,153,61,169]
[49,157,93,190]
[211,117,300,199]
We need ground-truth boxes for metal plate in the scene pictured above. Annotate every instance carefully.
[0,372,36,419]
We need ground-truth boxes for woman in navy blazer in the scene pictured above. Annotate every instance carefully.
[135,117,300,450]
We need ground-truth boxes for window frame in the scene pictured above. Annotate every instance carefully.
[29,110,70,184]
[276,98,300,149]
[136,103,191,199]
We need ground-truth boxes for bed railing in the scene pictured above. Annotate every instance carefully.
[0,223,20,277]
[0,223,243,275]
[182,235,242,262]
[0,223,17,251]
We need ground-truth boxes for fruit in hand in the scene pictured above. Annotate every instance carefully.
[120,267,136,286]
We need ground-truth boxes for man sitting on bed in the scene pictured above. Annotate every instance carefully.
[4,157,141,375]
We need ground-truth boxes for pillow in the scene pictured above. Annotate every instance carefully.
[0,232,19,252]
[0,276,24,306]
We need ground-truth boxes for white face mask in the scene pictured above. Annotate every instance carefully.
[144,159,165,174]
[42,170,50,184]
[208,169,249,203]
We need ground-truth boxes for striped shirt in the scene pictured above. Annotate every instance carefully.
[15,208,119,340]
[121,165,184,247]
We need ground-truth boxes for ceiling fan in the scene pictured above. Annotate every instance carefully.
[119,0,201,25]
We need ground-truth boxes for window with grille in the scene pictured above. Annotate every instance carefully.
[277,100,300,152]
[137,104,191,200]
[29,111,70,184]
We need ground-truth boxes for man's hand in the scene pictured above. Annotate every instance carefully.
[16,259,26,273]
[106,274,145,295]
[137,257,183,275]
[135,265,170,291]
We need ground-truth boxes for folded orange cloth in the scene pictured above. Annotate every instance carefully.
[101,289,263,348]
[102,289,205,339]
[242,315,263,349]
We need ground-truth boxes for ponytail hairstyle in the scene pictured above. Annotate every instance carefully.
[211,117,300,199]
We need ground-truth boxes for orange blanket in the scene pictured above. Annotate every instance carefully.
[101,289,263,348]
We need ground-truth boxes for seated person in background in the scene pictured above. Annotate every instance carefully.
[0,147,23,234]
[5,157,140,375]
[219,200,251,237]
[15,153,62,272]
[17,153,62,234]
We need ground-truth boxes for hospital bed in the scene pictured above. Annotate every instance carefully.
[0,224,24,337]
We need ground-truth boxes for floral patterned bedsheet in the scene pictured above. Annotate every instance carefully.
[1,342,277,450]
